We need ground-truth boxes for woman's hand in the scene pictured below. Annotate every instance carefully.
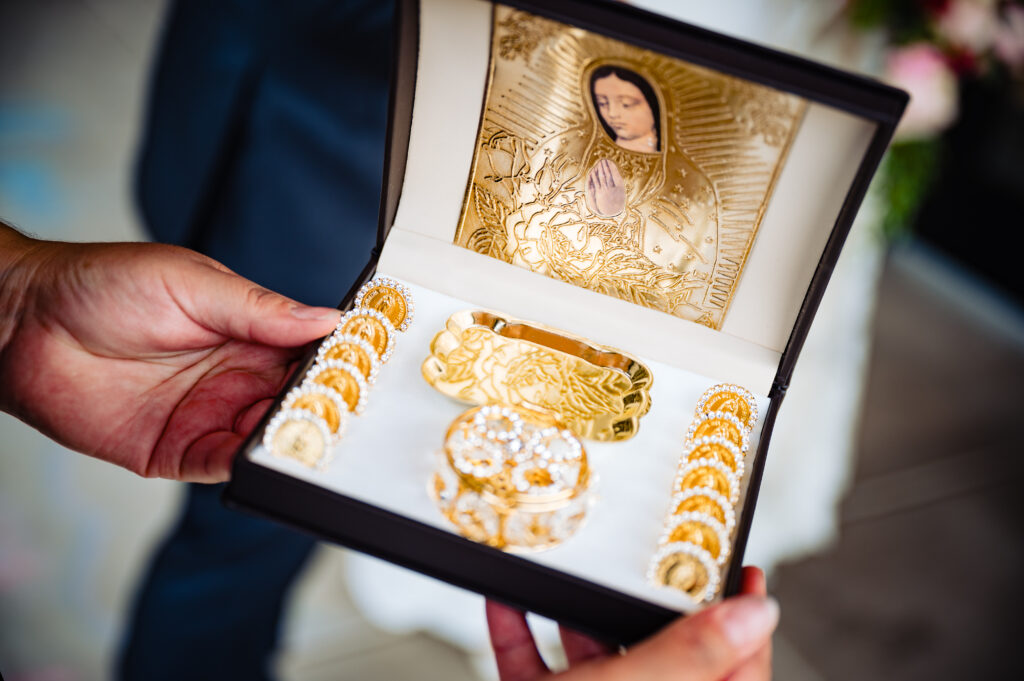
[488,567,776,680]
[0,226,340,482]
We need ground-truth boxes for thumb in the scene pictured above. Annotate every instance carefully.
[179,260,341,347]
[578,595,778,681]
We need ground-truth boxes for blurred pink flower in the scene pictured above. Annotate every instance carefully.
[994,5,1024,69]
[936,0,999,53]
[885,43,960,140]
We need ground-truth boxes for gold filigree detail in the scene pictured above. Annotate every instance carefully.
[496,10,559,63]
[422,310,652,441]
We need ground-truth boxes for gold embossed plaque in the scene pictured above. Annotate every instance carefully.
[454,6,806,329]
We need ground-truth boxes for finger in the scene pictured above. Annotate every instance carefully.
[179,430,240,483]
[486,601,549,681]
[722,567,772,681]
[559,625,616,667]
[233,397,277,436]
[723,642,772,681]
[601,159,612,185]
[740,566,766,597]
[596,595,779,681]
[175,260,340,347]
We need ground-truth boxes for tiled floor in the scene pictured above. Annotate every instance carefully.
[3,1,1023,680]
[771,247,1024,680]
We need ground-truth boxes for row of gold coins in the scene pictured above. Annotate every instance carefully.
[647,384,758,603]
[262,277,414,468]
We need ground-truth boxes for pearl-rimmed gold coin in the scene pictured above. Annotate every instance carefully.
[669,524,720,559]
[696,384,757,430]
[660,554,708,596]
[282,385,347,437]
[337,308,396,362]
[689,412,749,452]
[354,277,414,332]
[306,360,368,414]
[682,438,743,474]
[649,543,718,601]
[662,512,730,563]
[676,458,740,503]
[672,489,735,529]
[294,396,338,431]
[318,334,380,382]
[263,409,331,468]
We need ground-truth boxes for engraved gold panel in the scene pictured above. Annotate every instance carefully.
[422,310,652,441]
[454,6,806,330]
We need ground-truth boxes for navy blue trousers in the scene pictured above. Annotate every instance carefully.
[118,2,393,678]
[119,484,315,681]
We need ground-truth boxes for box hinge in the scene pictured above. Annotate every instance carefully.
[769,377,789,399]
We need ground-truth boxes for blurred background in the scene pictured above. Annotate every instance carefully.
[1,0,1022,679]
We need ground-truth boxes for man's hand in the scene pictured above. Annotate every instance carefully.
[0,226,340,482]
[488,567,776,680]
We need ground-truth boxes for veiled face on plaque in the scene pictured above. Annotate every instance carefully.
[454,6,807,330]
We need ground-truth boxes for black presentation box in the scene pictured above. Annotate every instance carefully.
[225,0,906,645]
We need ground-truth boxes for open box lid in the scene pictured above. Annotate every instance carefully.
[225,0,906,646]
[377,0,907,397]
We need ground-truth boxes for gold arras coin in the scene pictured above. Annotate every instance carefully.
[683,438,743,473]
[323,344,373,380]
[319,334,380,382]
[307,360,368,414]
[354,277,414,332]
[676,458,739,503]
[663,512,730,563]
[652,547,714,600]
[282,384,349,437]
[669,523,720,559]
[361,286,408,330]
[313,369,361,411]
[272,420,325,466]
[690,412,748,452]
[263,409,332,468]
[289,393,341,433]
[341,317,389,357]
[660,553,707,595]
[697,384,757,430]
[337,308,396,362]
[673,491,734,529]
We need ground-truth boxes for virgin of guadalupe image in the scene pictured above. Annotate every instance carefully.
[455,8,804,329]
[582,64,719,291]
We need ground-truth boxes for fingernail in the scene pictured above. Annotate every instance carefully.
[290,305,340,321]
[719,596,779,650]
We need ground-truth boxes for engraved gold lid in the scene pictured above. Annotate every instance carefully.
[424,309,652,442]
[442,404,591,508]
